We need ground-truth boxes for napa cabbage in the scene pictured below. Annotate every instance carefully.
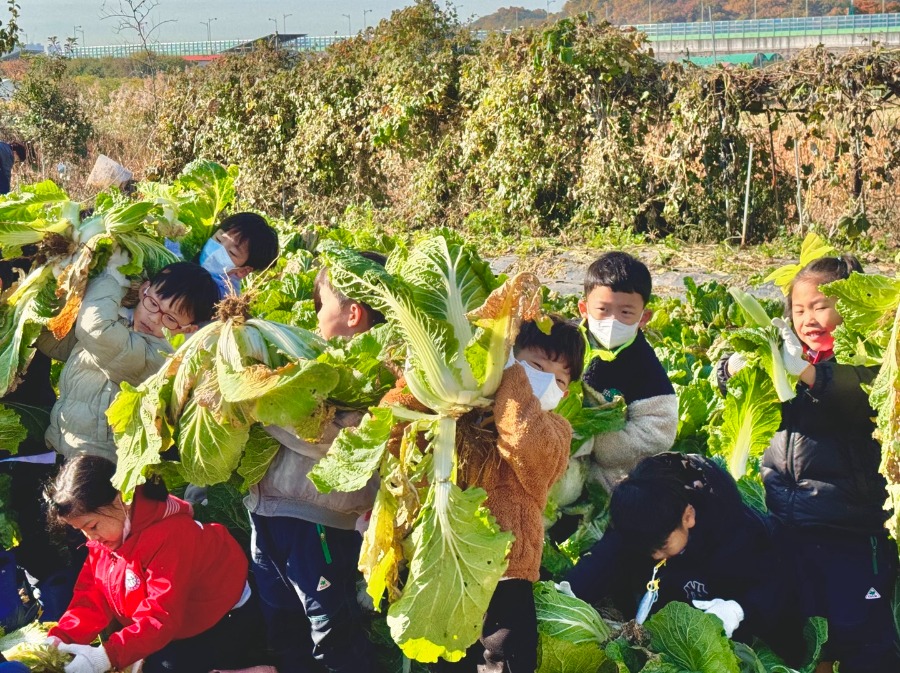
[533,581,611,673]
[309,232,546,663]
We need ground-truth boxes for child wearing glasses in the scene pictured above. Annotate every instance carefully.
[41,262,220,463]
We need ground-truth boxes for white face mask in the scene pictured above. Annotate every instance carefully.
[518,360,564,411]
[587,315,639,350]
[200,238,235,280]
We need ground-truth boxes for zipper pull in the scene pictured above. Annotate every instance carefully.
[316,524,332,565]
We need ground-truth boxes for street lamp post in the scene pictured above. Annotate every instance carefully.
[546,0,555,18]
[201,17,217,47]
[342,13,351,35]
[283,13,292,34]
[363,9,372,30]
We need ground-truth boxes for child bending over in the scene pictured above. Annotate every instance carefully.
[45,455,263,673]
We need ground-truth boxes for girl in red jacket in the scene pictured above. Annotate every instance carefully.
[44,455,264,673]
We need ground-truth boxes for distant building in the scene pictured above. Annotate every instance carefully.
[0,43,45,61]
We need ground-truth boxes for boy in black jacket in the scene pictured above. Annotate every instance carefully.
[578,252,677,493]
[565,453,803,664]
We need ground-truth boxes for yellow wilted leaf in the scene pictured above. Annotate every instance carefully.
[764,232,835,295]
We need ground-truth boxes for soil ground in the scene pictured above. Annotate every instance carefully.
[489,244,900,300]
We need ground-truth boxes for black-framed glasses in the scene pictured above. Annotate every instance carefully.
[141,289,191,331]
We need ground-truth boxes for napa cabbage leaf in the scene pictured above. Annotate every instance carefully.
[311,233,545,662]
[533,581,611,673]
[710,367,781,480]
[645,601,741,673]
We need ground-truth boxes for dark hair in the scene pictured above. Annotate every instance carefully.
[149,262,220,323]
[44,456,169,525]
[313,251,387,328]
[218,212,279,271]
[787,254,863,314]
[514,316,586,382]
[610,456,693,556]
[584,252,652,305]
[9,141,26,162]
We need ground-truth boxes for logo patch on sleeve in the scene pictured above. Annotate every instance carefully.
[316,576,332,592]
[865,588,881,600]
[124,568,141,591]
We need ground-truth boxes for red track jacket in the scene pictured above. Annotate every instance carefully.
[49,488,248,669]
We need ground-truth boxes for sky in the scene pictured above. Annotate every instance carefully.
[22,1,546,46]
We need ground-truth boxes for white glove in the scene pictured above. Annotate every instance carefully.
[692,598,744,638]
[726,352,747,376]
[554,581,576,599]
[59,643,112,673]
[771,318,810,376]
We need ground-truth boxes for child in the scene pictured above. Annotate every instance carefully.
[44,455,263,673]
[564,453,803,664]
[0,657,29,673]
[197,212,279,298]
[243,252,387,673]
[0,141,26,195]
[723,256,899,673]
[42,262,219,463]
[384,316,584,672]
[0,252,75,629]
[578,252,677,492]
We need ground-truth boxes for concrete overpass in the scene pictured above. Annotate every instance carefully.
[65,13,900,63]
[636,13,900,60]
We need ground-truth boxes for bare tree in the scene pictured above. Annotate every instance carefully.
[99,0,177,112]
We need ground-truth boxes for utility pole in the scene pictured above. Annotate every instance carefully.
[709,7,717,64]
[342,13,351,35]
[283,13,292,33]
[363,9,372,31]
[648,0,652,23]
[546,0,555,19]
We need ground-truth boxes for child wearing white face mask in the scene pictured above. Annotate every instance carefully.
[195,213,279,299]
[578,252,677,494]
[382,316,584,673]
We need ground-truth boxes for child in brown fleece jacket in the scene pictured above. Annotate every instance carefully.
[382,317,584,672]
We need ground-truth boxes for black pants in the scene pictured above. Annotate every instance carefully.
[142,597,268,673]
[784,528,900,673]
[250,514,371,673]
[432,579,538,673]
